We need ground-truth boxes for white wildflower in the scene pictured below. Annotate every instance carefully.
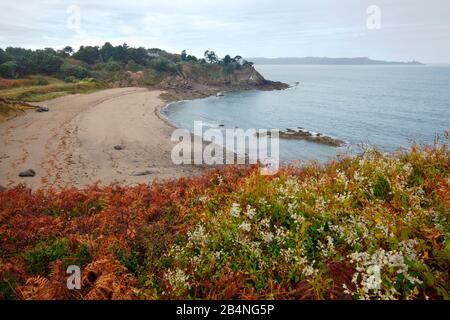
[248,241,262,258]
[287,201,298,215]
[259,218,271,228]
[239,222,251,232]
[365,265,382,291]
[258,198,268,206]
[349,242,423,298]
[165,268,191,291]
[261,231,274,243]
[302,264,318,278]
[245,205,257,220]
[317,235,336,258]
[214,251,222,260]
[230,203,241,218]
[187,223,208,247]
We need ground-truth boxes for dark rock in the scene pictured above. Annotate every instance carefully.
[0,185,6,192]
[257,130,345,147]
[36,105,49,112]
[19,169,36,177]
[114,145,124,150]
[131,170,153,177]
[218,124,225,127]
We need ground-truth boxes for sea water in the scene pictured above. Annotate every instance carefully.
[163,65,450,164]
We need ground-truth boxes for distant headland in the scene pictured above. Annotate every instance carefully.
[247,57,424,66]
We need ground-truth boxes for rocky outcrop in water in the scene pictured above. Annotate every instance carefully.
[257,129,345,147]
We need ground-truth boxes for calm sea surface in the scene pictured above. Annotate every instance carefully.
[164,65,450,164]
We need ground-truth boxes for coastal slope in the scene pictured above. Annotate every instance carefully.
[158,62,288,101]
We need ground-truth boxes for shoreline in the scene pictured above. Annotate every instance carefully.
[154,100,179,129]
[158,89,348,150]
[0,82,288,191]
[156,93,251,166]
[0,88,206,190]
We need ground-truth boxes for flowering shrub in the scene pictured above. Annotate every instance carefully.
[0,143,448,300]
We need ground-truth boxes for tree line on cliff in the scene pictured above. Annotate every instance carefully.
[0,43,254,83]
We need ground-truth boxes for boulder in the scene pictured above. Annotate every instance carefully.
[19,169,36,177]
[114,145,124,150]
[36,105,49,112]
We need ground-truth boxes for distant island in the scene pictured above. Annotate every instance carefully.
[247,57,424,66]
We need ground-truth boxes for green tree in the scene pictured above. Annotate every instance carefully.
[33,50,64,75]
[234,55,243,64]
[73,46,101,64]
[100,42,115,62]
[204,50,218,64]
[5,47,36,76]
[0,61,18,78]
[222,54,232,65]
[0,49,12,64]
[243,60,254,67]
[57,46,74,58]
[63,46,74,55]
[181,50,187,61]
[128,47,149,66]
[113,43,129,63]
[186,55,198,62]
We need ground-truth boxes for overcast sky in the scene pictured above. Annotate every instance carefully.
[1,0,449,63]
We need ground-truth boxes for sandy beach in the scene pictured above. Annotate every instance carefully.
[0,87,204,189]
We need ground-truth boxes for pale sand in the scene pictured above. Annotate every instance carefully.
[0,88,205,189]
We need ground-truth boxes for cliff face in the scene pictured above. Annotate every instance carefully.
[157,63,288,101]
[222,66,266,85]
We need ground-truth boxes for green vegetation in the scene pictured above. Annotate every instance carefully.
[0,44,250,81]
[0,78,105,102]
[0,143,448,299]
[0,44,256,116]
[23,238,92,276]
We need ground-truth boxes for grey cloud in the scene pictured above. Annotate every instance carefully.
[0,0,449,62]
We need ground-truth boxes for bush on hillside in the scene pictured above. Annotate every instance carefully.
[59,63,91,80]
[0,61,18,78]
[149,57,177,73]
[105,60,123,72]
[125,59,143,72]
